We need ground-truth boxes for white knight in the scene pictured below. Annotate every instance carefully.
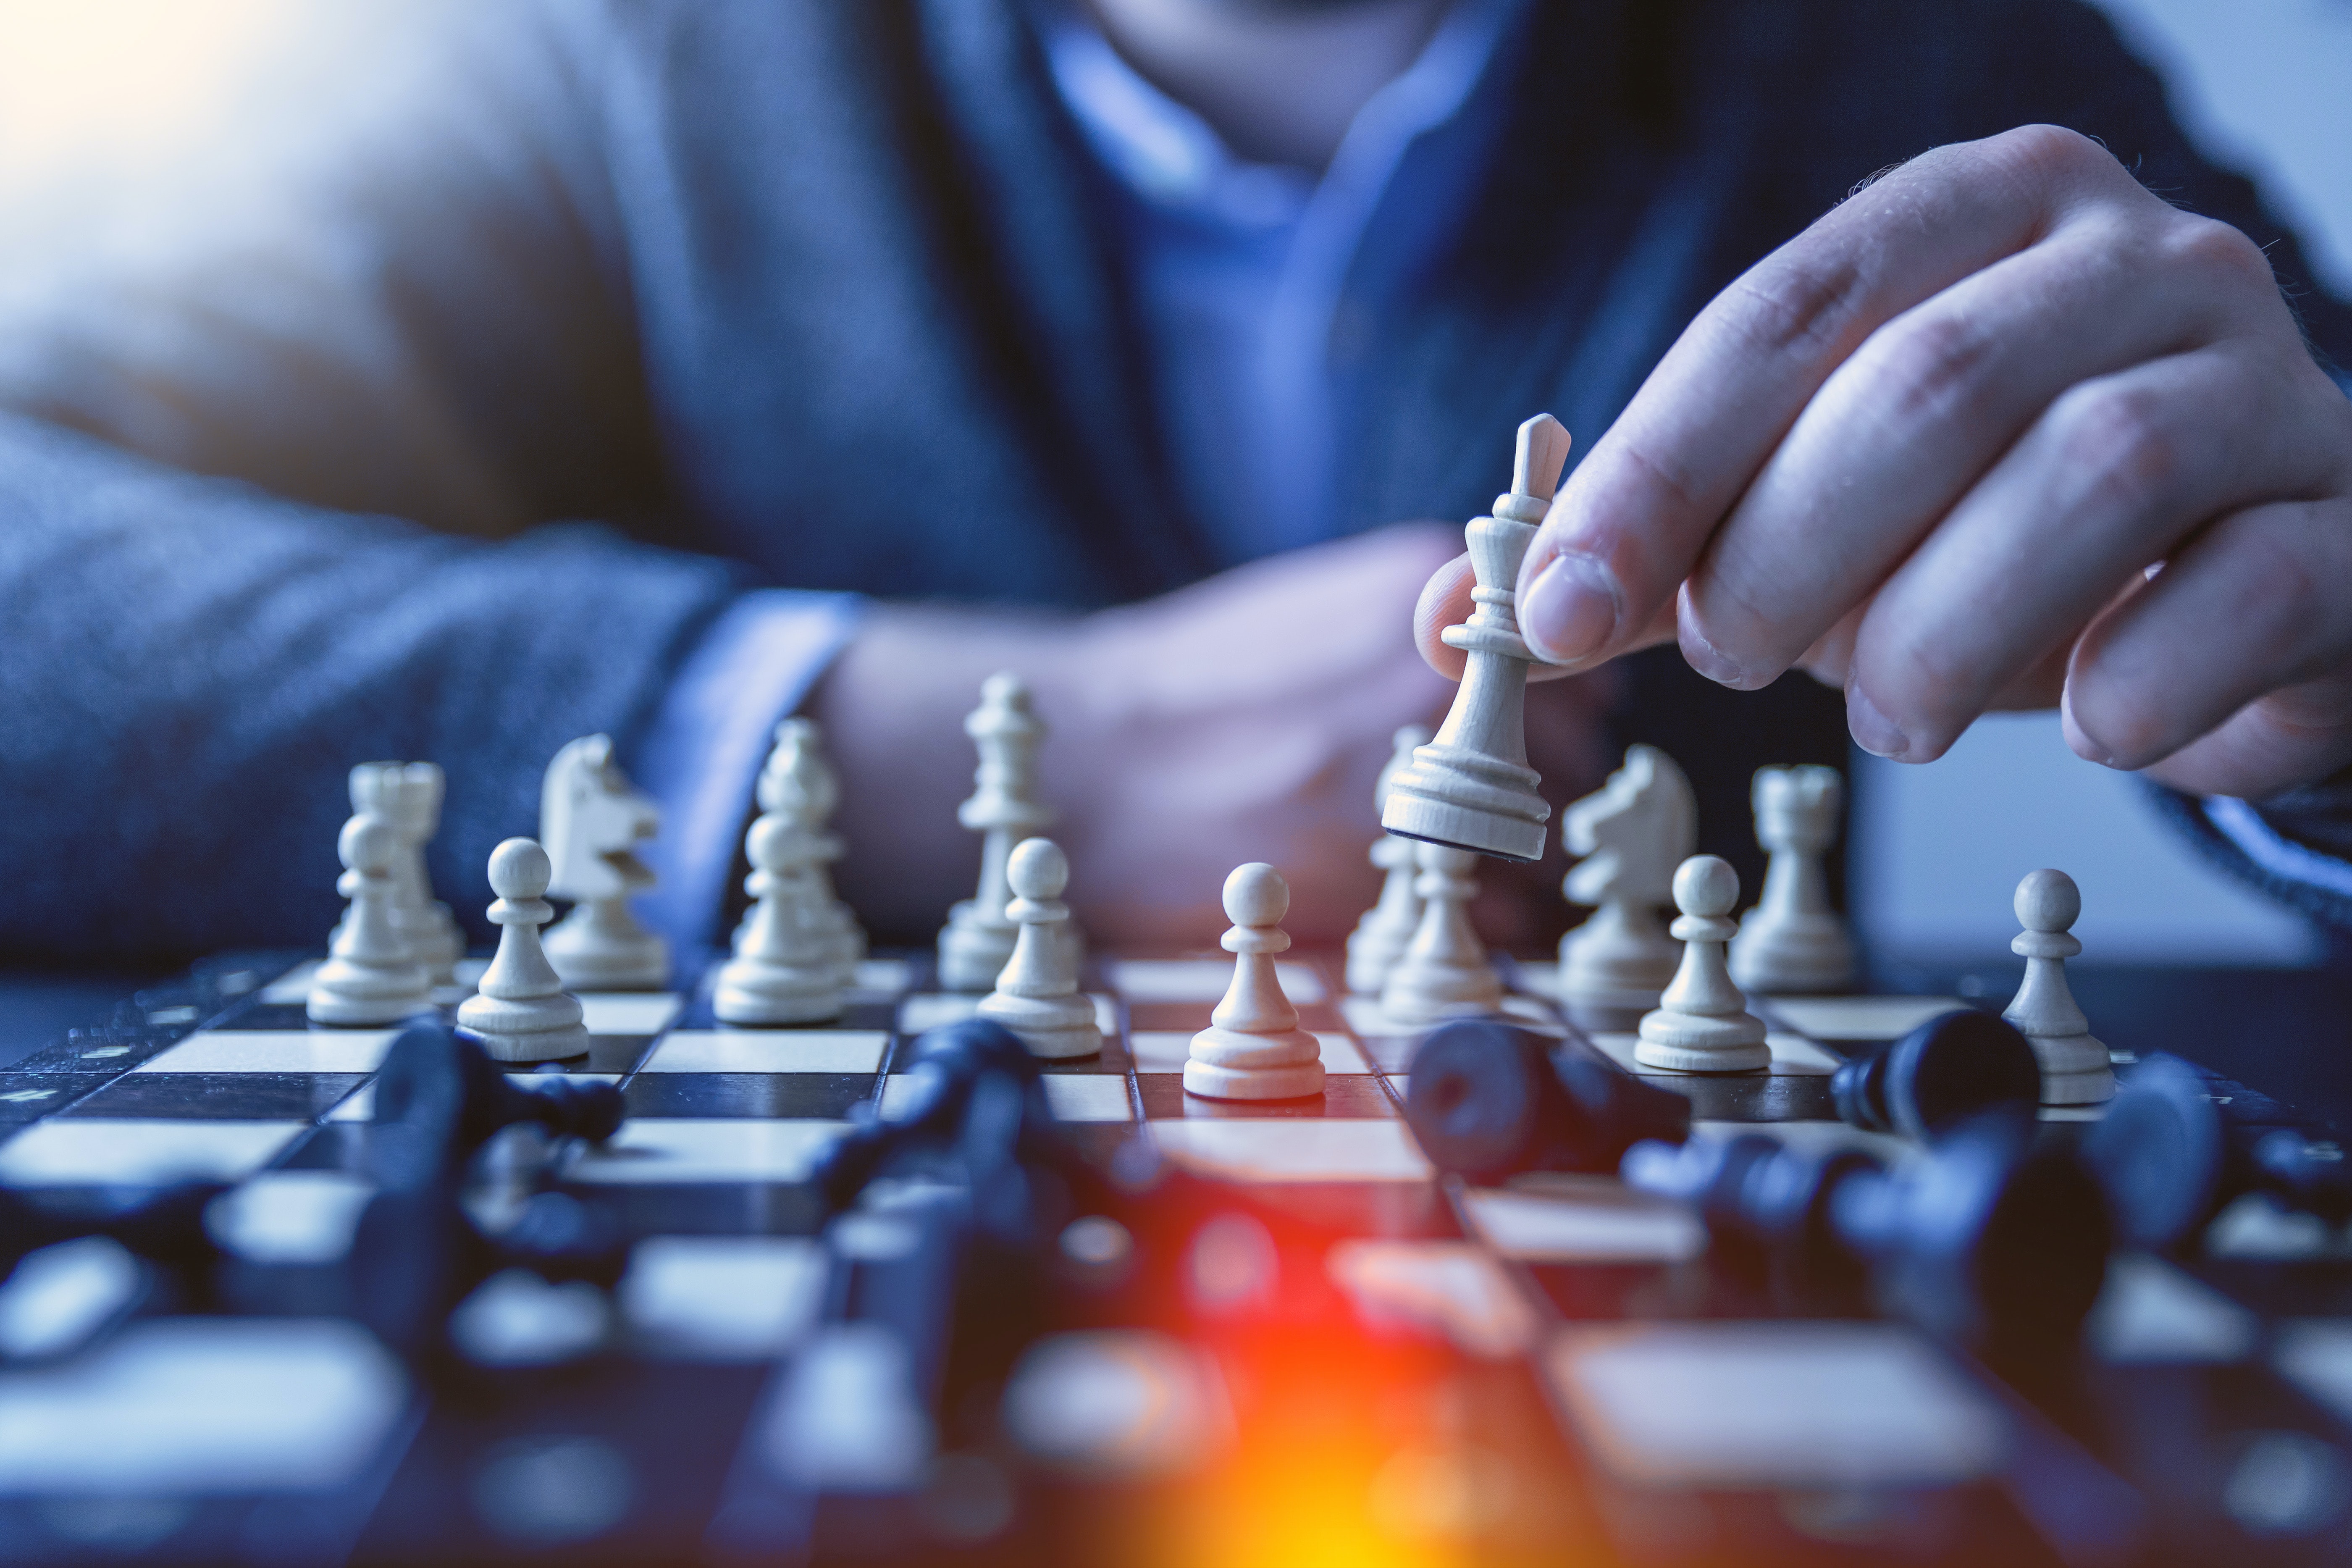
[541,735,669,990]
[1556,746,1695,1010]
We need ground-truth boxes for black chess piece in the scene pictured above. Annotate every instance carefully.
[2084,1052,2352,1250]
[1830,1009,2042,1140]
[0,1182,222,1315]
[1623,1114,2109,1349]
[370,1018,624,1180]
[811,1019,1050,1214]
[1403,1020,1691,1183]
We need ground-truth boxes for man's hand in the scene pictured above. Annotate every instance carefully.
[818,524,1615,948]
[1418,125,2352,800]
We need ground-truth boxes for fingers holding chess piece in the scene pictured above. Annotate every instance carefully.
[977,838,1100,1059]
[310,814,434,1025]
[2001,869,2113,1105]
[1379,842,1505,1024]
[1380,414,1569,863]
[1634,856,1769,1073]
[455,838,590,1062]
[1727,765,1856,995]
[541,735,669,990]
[1346,724,1433,995]
[1186,864,1325,1100]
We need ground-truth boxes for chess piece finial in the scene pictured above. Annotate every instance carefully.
[455,838,590,1061]
[754,718,865,980]
[2001,869,2113,1105]
[540,735,670,990]
[939,673,1057,990]
[1346,723,1435,994]
[1633,855,1769,1072]
[977,838,1101,1058]
[310,813,435,1024]
[1727,765,1856,995]
[1186,864,1326,1100]
[1380,414,1568,864]
[712,808,848,1026]
[1556,746,1695,1012]
[1379,842,1506,1024]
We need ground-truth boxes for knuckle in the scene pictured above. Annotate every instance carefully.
[2162,213,2275,293]
[1725,253,1874,361]
[1861,309,2000,426]
[2048,383,2181,514]
[1986,123,2114,184]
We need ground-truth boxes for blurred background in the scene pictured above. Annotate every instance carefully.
[1852,0,2352,970]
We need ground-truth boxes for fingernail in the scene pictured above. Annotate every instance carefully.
[1520,554,1619,664]
[1680,626,1759,690]
[1847,683,1910,760]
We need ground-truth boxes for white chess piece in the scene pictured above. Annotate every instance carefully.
[1380,414,1568,863]
[455,838,590,1061]
[939,674,1056,990]
[337,762,462,986]
[1635,856,1770,1073]
[541,735,669,990]
[753,719,865,980]
[713,810,847,1026]
[977,838,1100,1058]
[2002,869,2113,1105]
[309,814,433,1025]
[1379,843,1505,1024]
[1557,746,1694,1010]
[1186,864,1326,1100]
[1727,765,1856,995]
[1346,724,1433,995]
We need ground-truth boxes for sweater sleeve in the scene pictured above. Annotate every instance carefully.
[0,2,754,960]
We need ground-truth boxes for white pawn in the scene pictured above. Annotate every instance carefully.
[1379,843,1505,1024]
[1186,864,1326,1100]
[309,814,433,1025]
[1557,745,1694,1010]
[754,719,864,980]
[939,674,1055,990]
[713,813,846,1026]
[1727,765,1856,995]
[1346,724,1433,995]
[455,838,589,1061]
[2002,869,2113,1105]
[977,838,1100,1059]
[1635,856,1769,1073]
[541,735,669,990]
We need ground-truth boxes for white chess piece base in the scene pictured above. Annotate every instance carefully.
[545,899,669,990]
[937,900,1018,992]
[976,992,1100,1059]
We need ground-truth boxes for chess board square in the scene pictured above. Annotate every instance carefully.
[640,1030,887,1074]
[2086,1255,2256,1364]
[876,1073,1135,1123]
[1546,1322,2008,1488]
[0,1119,309,1187]
[1764,995,1968,1042]
[623,1236,828,1358]
[1460,1179,1704,1263]
[1339,995,1562,1040]
[578,994,684,1035]
[562,1119,849,1184]
[2275,1321,2352,1430]
[66,1073,368,1122]
[1136,1074,1396,1121]
[1108,959,1327,1004]
[1146,1119,1431,1182]
[897,993,1118,1036]
[135,1030,400,1075]
[1690,1119,1906,1161]
[625,1074,871,1120]
[1127,1031,1368,1074]
[0,1079,86,1124]
[329,1073,626,1124]
[207,1171,378,1264]
[1327,1240,1539,1358]
[1587,1032,1837,1077]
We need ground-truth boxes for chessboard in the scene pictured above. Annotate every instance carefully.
[3,946,2351,1568]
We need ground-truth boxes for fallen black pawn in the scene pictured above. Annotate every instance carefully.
[1403,1021,1690,1184]
[1830,1009,2043,1141]
[811,1019,1050,1216]
[369,1018,625,1180]
[1622,1114,2110,1350]
[2084,1052,2352,1250]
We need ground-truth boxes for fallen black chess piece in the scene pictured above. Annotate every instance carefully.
[1830,1009,2043,1141]
[369,1018,625,1184]
[1403,1020,1690,1182]
[1622,1114,2110,1351]
[2084,1051,2352,1250]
